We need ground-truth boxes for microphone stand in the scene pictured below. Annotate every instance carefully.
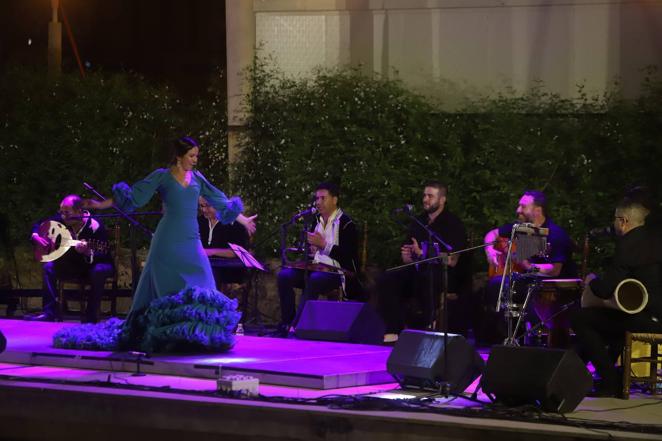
[494,223,548,346]
[388,241,496,397]
[83,182,156,293]
[279,206,317,329]
[398,211,452,328]
[386,210,453,395]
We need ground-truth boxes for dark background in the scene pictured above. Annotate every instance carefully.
[0,0,227,97]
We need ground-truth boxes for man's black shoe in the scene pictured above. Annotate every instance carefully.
[276,323,291,338]
[23,312,56,322]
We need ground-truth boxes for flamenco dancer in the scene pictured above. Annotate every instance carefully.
[54,136,256,352]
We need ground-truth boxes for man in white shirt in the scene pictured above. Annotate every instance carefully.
[277,182,359,336]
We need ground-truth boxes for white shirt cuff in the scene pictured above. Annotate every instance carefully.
[322,242,334,256]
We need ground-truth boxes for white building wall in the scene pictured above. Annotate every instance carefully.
[252,0,662,103]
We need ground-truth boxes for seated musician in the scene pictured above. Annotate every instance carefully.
[26,195,114,323]
[198,196,251,291]
[277,182,359,337]
[481,190,576,342]
[378,181,471,343]
[571,197,662,398]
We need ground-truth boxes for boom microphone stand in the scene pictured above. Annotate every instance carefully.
[388,241,494,396]
[82,182,156,293]
[276,203,318,332]
[386,210,454,395]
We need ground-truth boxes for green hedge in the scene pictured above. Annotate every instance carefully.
[1,63,661,273]
[234,61,662,268]
[0,66,229,251]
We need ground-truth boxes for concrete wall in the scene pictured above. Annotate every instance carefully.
[252,0,662,103]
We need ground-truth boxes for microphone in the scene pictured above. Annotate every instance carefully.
[292,207,317,221]
[588,225,614,238]
[392,204,414,214]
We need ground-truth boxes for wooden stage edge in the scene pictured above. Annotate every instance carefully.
[1,377,661,441]
[0,320,661,440]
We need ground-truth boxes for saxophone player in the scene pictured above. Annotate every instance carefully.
[571,196,662,397]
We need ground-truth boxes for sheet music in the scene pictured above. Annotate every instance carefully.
[228,243,267,272]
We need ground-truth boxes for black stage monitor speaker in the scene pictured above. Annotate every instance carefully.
[295,301,385,345]
[481,345,592,413]
[386,330,484,395]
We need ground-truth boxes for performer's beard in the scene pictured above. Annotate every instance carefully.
[517,213,532,223]
[424,202,440,214]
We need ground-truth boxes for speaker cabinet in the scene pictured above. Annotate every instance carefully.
[386,330,484,394]
[481,345,592,413]
[295,301,385,345]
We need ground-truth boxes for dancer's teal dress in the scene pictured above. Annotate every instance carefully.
[112,168,242,314]
[53,169,243,352]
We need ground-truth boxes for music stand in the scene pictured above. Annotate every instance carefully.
[229,243,266,272]
[228,243,268,330]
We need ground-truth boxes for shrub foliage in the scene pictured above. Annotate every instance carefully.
[1,63,661,272]
[234,61,662,267]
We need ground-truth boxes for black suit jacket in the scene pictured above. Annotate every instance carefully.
[407,209,471,294]
[589,225,662,319]
[325,212,359,274]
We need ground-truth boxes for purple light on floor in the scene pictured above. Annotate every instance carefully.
[202,356,261,364]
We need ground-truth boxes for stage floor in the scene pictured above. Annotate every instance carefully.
[0,319,393,389]
[0,319,661,441]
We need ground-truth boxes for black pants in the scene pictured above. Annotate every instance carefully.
[43,260,114,322]
[211,267,246,289]
[378,264,440,334]
[571,307,662,387]
[277,267,343,327]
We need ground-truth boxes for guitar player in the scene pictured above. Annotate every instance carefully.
[478,190,577,344]
[25,195,113,323]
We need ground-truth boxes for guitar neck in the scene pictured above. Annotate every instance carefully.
[64,238,109,253]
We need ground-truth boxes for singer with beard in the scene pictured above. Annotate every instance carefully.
[276,182,359,337]
[479,190,576,343]
[378,181,470,343]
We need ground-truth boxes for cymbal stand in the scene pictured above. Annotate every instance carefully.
[502,274,541,346]
[495,224,524,346]
[496,224,546,346]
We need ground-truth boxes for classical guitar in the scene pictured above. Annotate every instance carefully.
[488,225,550,277]
[33,220,109,263]
[488,236,526,277]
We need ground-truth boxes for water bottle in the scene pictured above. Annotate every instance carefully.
[235,323,245,336]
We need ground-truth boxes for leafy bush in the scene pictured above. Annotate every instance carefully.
[2,63,660,274]
[234,61,662,268]
[0,66,228,251]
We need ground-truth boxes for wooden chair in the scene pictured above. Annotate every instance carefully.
[621,332,662,399]
[57,224,121,320]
